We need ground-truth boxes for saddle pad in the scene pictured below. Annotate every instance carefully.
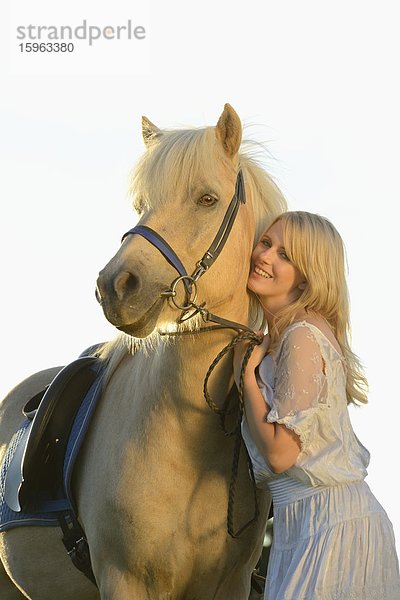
[0,371,104,532]
[63,373,104,510]
[0,421,59,531]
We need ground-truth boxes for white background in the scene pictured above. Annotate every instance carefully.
[1,0,399,553]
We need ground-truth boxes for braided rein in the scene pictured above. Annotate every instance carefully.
[203,329,263,538]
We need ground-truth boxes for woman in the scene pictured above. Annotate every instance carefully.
[234,211,400,599]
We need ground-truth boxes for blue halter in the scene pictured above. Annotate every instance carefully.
[123,225,189,280]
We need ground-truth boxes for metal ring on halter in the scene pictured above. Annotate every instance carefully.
[177,302,207,324]
[163,276,198,311]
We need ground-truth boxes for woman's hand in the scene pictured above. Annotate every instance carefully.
[233,332,270,388]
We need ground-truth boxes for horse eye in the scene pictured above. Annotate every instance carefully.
[198,194,218,207]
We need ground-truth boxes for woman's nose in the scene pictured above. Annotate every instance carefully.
[259,247,273,262]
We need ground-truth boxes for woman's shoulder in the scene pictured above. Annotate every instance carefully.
[280,315,343,358]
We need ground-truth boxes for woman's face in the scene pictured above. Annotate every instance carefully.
[248,220,306,312]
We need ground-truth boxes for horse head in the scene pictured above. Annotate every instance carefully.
[96,104,286,338]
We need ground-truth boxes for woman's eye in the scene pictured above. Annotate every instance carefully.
[279,251,289,260]
[261,239,271,248]
[198,194,218,207]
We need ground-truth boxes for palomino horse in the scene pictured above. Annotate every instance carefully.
[0,104,287,599]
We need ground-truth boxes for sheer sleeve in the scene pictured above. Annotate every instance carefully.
[267,324,328,452]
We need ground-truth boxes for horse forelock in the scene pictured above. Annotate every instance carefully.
[129,127,225,212]
[129,125,287,228]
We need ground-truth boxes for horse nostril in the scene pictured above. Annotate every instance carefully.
[113,271,140,301]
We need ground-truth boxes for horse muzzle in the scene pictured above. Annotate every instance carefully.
[95,268,167,337]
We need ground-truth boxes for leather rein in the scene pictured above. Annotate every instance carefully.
[121,169,262,538]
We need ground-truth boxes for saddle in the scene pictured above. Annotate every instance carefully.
[2,349,104,586]
[5,354,101,513]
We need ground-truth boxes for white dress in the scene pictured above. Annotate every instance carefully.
[242,321,400,600]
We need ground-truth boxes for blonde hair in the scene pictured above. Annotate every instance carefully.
[265,211,368,405]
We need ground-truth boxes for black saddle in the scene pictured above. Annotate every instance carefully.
[5,354,101,513]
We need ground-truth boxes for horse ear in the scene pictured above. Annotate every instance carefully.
[142,116,160,147]
[215,104,242,157]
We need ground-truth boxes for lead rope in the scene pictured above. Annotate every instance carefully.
[203,329,263,538]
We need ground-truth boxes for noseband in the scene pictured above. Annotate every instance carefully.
[121,169,250,327]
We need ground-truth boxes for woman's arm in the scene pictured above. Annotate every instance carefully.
[234,335,301,474]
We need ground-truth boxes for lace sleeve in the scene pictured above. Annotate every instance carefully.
[267,324,328,450]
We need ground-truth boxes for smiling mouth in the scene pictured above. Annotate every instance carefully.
[254,266,272,279]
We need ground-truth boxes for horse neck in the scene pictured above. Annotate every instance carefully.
[103,286,250,422]
[148,290,250,409]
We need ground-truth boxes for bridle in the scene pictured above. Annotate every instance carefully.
[121,168,262,538]
[121,169,255,330]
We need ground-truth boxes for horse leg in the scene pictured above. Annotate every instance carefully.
[96,570,174,600]
[0,527,100,600]
[213,573,260,600]
[0,557,26,599]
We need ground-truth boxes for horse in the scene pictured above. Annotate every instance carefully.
[0,104,287,599]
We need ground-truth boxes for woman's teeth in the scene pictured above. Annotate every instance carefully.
[254,266,272,279]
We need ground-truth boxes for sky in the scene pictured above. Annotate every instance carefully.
[1,0,399,553]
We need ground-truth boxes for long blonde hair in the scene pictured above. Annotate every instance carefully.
[264,211,368,405]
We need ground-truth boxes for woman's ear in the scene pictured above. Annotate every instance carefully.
[298,281,307,291]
